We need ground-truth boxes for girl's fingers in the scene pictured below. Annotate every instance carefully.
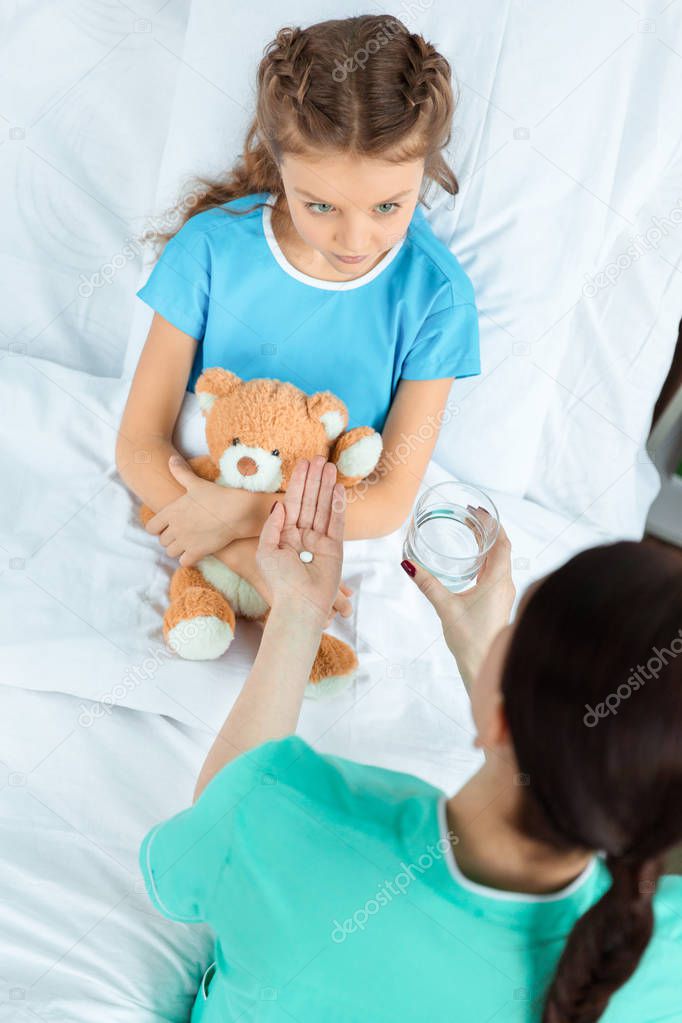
[336,582,353,614]
[312,461,338,534]
[144,511,167,536]
[167,454,197,489]
[297,456,325,530]
[329,588,352,621]
[282,459,308,528]
[333,595,352,617]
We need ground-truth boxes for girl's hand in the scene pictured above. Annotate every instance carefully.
[401,522,515,691]
[145,456,254,567]
[256,456,346,624]
[331,582,354,626]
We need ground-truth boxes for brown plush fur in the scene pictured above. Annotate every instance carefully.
[196,367,378,489]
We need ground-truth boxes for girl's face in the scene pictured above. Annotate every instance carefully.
[278,150,425,276]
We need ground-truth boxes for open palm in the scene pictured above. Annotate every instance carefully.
[256,456,346,621]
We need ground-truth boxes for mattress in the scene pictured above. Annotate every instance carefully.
[2,0,681,1019]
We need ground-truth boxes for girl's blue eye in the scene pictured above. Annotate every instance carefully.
[304,201,401,215]
[305,202,334,214]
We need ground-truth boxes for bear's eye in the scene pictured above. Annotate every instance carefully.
[232,437,240,446]
[272,449,279,457]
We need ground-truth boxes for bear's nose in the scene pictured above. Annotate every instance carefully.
[237,456,258,477]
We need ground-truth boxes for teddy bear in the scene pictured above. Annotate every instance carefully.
[139,368,383,697]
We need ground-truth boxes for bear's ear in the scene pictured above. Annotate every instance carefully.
[306,391,348,441]
[195,368,241,415]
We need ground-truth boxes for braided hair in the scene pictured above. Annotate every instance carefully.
[146,15,459,248]
[500,540,682,1022]
[542,854,664,1023]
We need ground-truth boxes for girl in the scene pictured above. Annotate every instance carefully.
[141,458,682,1023]
[115,15,480,611]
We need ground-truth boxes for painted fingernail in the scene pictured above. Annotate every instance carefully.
[401,560,416,577]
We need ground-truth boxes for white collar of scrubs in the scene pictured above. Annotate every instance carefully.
[437,796,599,903]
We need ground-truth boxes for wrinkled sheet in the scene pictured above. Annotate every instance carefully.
[2,0,682,1019]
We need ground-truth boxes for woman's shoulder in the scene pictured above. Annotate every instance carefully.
[241,735,442,835]
[404,203,476,310]
[188,738,441,878]
[603,875,682,1022]
[653,874,682,940]
[256,735,441,799]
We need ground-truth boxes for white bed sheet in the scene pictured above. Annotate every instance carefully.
[2,0,682,1020]
[0,684,213,1023]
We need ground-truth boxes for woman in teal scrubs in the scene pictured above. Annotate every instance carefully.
[141,456,682,1023]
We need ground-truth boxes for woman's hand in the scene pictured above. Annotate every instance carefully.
[144,455,255,567]
[214,537,354,627]
[256,456,346,625]
[194,458,346,799]
[401,522,515,691]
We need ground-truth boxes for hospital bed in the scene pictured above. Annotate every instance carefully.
[1,1,681,1019]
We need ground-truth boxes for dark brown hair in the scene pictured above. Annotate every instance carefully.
[501,540,682,1022]
[144,15,459,251]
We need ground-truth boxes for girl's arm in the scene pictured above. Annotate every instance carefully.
[116,313,260,555]
[239,377,455,541]
[115,313,201,512]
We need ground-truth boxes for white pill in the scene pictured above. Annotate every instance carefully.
[299,550,314,563]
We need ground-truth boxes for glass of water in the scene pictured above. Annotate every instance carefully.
[402,481,500,592]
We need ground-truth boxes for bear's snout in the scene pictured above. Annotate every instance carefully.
[237,455,258,477]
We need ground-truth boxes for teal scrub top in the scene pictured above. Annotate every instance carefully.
[135,193,481,434]
[140,736,682,1023]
